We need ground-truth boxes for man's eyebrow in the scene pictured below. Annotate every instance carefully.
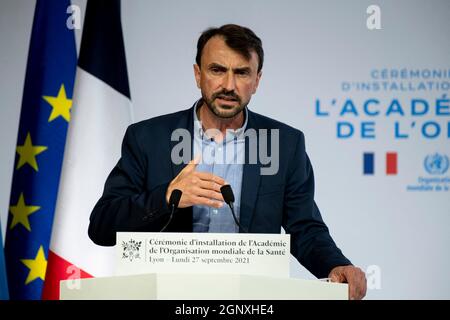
[207,63,252,73]
[233,66,251,73]
[208,63,227,69]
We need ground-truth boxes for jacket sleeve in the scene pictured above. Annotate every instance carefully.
[88,125,172,246]
[282,132,352,278]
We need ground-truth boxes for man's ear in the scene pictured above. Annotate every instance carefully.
[193,64,201,89]
[253,71,262,94]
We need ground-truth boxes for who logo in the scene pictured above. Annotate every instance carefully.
[424,153,449,175]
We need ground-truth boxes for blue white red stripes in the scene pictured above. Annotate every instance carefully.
[363,152,398,175]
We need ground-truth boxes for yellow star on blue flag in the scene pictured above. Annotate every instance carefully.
[15,133,48,171]
[21,246,47,285]
[43,84,72,122]
[9,193,41,232]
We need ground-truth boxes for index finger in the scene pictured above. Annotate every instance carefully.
[195,171,226,185]
[348,282,357,300]
[347,271,364,300]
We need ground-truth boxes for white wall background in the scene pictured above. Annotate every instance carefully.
[1,0,449,299]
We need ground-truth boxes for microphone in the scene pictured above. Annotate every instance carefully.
[220,184,247,233]
[160,189,182,232]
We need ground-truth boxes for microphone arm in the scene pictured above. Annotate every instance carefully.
[220,185,248,233]
[160,189,182,232]
[228,201,247,233]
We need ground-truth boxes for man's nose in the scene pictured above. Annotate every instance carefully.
[222,71,236,91]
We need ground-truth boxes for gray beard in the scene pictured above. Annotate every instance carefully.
[202,94,248,119]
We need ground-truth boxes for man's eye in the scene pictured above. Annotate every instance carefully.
[236,70,250,76]
[211,68,224,74]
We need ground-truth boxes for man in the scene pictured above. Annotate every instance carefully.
[88,24,366,299]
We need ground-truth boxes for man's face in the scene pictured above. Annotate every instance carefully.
[194,36,262,119]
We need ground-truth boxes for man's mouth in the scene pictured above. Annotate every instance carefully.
[216,95,238,102]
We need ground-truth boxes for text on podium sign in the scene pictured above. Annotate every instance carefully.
[116,232,290,278]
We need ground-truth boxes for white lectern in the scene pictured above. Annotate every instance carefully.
[60,273,348,300]
[62,232,348,300]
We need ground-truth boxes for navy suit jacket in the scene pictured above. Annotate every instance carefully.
[88,104,351,278]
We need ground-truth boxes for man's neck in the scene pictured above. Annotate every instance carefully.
[197,102,244,141]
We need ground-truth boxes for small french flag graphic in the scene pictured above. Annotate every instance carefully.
[363,152,398,175]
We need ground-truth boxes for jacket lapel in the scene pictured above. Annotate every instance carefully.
[168,105,195,231]
[170,105,195,178]
[239,110,261,232]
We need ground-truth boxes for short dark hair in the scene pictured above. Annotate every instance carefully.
[196,24,264,73]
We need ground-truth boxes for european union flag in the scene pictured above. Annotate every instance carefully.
[4,0,76,299]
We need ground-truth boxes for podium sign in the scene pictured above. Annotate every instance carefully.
[116,232,290,278]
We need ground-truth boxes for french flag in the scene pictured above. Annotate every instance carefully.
[363,152,398,175]
[42,0,132,299]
